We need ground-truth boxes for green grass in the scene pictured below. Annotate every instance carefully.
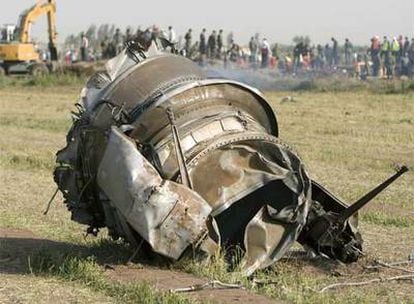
[251,262,403,304]
[0,152,56,171]
[176,249,247,284]
[361,211,414,228]
[0,116,72,133]
[0,73,86,88]
[1,235,196,303]
[23,73,86,87]
[177,253,407,304]
[28,251,195,304]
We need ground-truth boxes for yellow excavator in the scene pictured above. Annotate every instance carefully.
[0,0,58,75]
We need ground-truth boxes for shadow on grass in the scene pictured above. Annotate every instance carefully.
[0,236,166,275]
[0,229,345,281]
[0,236,197,304]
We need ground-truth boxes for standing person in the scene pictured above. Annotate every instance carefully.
[142,28,152,49]
[391,37,401,76]
[207,30,217,59]
[249,36,258,65]
[144,28,152,42]
[301,42,310,69]
[382,37,393,79]
[293,41,304,72]
[113,28,123,55]
[64,50,72,64]
[331,37,338,66]
[136,27,144,42]
[272,43,279,59]
[324,44,332,68]
[254,33,260,52]
[344,38,353,65]
[398,35,404,59]
[362,52,370,79]
[401,37,410,76]
[381,36,390,53]
[260,38,271,68]
[381,36,390,75]
[80,32,89,61]
[309,45,316,69]
[184,29,192,57]
[151,25,161,45]
[370,36,381,77]
[199,29,207,65]
[168,26,177,44]
[217,29,223,59]
[408,38,414,77]
[124,27,133,44]
[403,37,410,55]
[315,44,324,69]
[100,36,108,59]
[270,43,279,69]
[226,31,234,50]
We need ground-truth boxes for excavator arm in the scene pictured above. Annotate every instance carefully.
[17,0,57,59]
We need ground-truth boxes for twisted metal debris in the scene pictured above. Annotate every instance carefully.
[53,41,408,276]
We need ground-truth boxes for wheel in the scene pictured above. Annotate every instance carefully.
[30,64,49,76]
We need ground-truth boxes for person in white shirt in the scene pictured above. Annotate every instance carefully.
[261,38,271,68]
[168,26,177,44]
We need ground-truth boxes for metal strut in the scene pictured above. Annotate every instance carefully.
[337,165,409,223]
[166,107,193,189]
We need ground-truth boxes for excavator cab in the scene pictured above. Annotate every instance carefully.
[0,0,58,75]
[0,25,16,43]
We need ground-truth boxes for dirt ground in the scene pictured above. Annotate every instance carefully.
[0,227,278,304]
[0,84,413,303]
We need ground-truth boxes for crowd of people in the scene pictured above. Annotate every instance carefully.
[368,36,413,79]
[64,25,414,79]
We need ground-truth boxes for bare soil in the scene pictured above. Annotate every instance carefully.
[0,227,279,304]
[108,265,279,303]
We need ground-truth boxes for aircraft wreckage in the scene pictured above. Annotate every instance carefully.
[54,41,408,276]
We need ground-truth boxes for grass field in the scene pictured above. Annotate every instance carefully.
[0,78,413,303]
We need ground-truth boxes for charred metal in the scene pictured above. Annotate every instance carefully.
[54,43,408,276]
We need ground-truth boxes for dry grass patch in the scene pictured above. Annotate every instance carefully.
[1,84,413,303]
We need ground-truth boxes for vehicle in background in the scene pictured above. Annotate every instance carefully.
[0,0,58,76]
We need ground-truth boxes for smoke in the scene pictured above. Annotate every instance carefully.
[205,66,316,91]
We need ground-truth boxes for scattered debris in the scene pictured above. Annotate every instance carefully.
[43,187,59,215]
[104,264,115,271]
[364,256,414,272]
[319,256,414,293]
[281,95,298,102]
[170,280,244,293]
[368,260,414,274]
[319,274,414,293]
[127,240,144,265]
